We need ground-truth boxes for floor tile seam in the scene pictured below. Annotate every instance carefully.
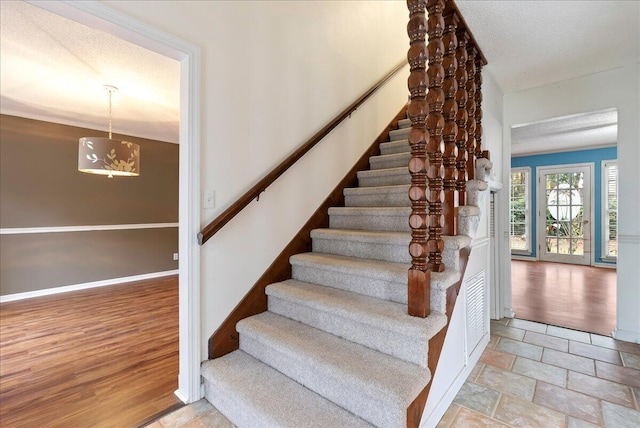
[533,380,606,426]
[541,346,598,374]
[455,396,516,428]
[441,403,461,428]
[568,340,624,365]
[565,375,638,412]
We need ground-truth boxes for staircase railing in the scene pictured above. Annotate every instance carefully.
[406,0,487,318]
[198,60,407,246]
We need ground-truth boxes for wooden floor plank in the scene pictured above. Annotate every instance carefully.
[511,260,616,336]
[0,276,180,428]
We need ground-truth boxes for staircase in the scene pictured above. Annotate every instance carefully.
[201,117,493,427]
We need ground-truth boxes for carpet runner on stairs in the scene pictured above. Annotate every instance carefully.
[201,116,492,427]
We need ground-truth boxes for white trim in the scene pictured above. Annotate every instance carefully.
[594,262,617,269]
[619,234,640,244]
[612,328,640,344]
[0,270,178,303]
[29,1,202,403]
[601,160,618,260]
[509,167,531,253]
[536,163,595,266]
[0,223,178,235]
[511,255,537,261]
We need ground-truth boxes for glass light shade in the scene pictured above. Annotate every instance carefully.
[78,137,140,177]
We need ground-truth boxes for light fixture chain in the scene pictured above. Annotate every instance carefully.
[108,88,113,140]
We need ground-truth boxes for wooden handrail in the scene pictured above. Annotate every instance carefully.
[198,59,407,245]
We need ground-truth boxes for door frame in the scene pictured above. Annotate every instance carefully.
[30,1,202,402]
[536,163,595,266]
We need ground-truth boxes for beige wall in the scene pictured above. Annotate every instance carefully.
[103,0,410,359]
[0,115,179,296]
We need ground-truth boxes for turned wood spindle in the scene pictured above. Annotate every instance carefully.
[454,30,469,206]
[465,45,477,181]
[442,13,459,236]
[425,0,445,273]
[406,0,431,317]
[474,58,484,160]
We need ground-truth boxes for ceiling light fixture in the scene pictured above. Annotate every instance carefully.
[78,85,140,178]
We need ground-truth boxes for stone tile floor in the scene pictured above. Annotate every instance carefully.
[146,318,640,427]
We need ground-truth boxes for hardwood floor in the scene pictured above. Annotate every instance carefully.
[0,276,180,428]
[511,260,616,336]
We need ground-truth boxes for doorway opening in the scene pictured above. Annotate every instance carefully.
[508,109,618,336]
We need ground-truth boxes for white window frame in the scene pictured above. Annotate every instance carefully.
[510,167,531,255]
[601,160,618,261]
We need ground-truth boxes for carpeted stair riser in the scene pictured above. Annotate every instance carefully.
[290,253,408,304]
[379,139,410,155]
[357,167,411,187]
[344,184,411,207]
[309,229,470,272]
[237,312,431,428]
[310,229,411,263]
[388,126,410,142]
[328,207,411,232]
[202,351,374,428]
[265,280,447,367]
[369,152,412,170]
[398,118,411,129]
[290,254,460,314]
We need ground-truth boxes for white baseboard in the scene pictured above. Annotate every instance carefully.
[612,327,640,344]
[510,255,536,261]
[0,270,179,303]
[593,262,616,269]
[174,388,190,404]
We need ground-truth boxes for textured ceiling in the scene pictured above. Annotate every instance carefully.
[1,1,637,148]
[456,0,639,93]
[0,1,180,143]
[511,109,617,156]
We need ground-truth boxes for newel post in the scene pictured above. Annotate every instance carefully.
[407,0,431,317]
[442,12,459,236]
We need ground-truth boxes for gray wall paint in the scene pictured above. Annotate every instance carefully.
[0,229,178,295]
[0,115,179,296]
[0,115,178,227]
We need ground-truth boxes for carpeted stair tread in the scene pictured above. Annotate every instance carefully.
[389,126,410,141]
[357,167,410,187]
[311,228,410,245]
[369,152,411,170]
[266,279,447,341]
[237,312,431,427]
[201,350,374,428]
[379,139,410,155]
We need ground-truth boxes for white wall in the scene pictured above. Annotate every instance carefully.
[503,64,640,342]
[103,0,410,359]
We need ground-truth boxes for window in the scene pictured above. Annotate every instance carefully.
[602,161,617,260]
[510,168,531,253]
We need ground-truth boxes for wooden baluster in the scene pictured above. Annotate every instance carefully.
[474,58,484,160]
[426,0,445,272]
[465,45,477,180]
[454,31,469,206]
[442,13,458,236]
[407,0,431,317]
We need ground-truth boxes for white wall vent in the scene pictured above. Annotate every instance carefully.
[466,271,487,355]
